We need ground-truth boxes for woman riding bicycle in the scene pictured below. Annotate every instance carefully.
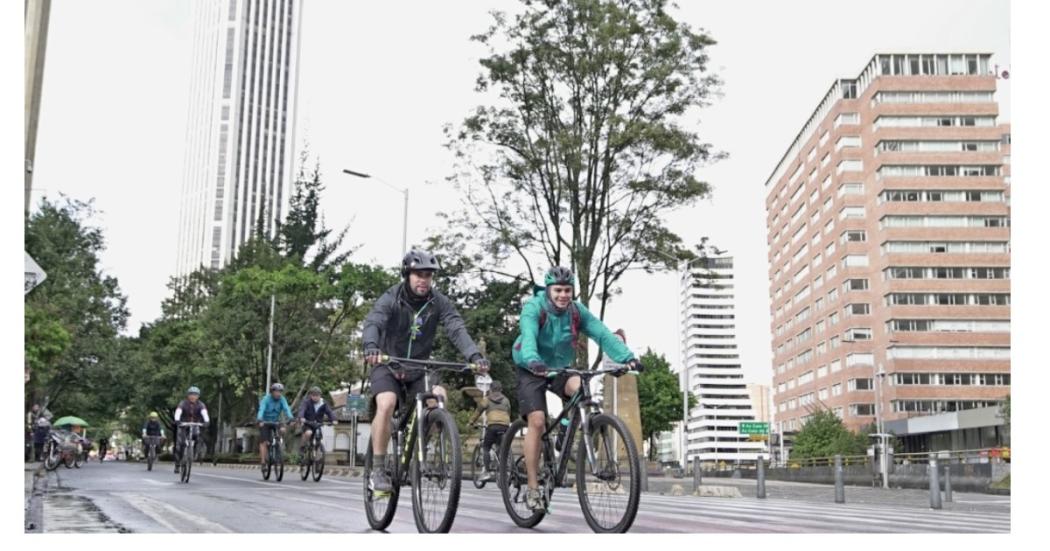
[512,266,642,512]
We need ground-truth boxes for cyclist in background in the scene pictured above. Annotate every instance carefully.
[257,383,294,468]
[173,386,210,472]
[297,386,337,456]
[142,412,166,458]
[468,379,511,482]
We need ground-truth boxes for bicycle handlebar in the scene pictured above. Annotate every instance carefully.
[178,422,206,427]
[379,355,481,372]
[545,365,642,378]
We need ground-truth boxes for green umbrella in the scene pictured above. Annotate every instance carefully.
[53,416,90,427]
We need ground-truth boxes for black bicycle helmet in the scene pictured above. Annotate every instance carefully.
[401,249,440,277]
[544,266,575,287]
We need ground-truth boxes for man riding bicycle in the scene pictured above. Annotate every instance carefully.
[173,386,209,472]
[297,386,336,456]
[142,412,166,457]
[468,379,511,482]
[362,249,490,493]
[512,266,641,511]
[257,382,294,468]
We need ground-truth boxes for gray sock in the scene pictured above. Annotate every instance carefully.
[374,454,386,470]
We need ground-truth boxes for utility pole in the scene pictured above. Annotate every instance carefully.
[266,294,275,391]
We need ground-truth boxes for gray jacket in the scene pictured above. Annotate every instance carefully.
[362,283,481,362]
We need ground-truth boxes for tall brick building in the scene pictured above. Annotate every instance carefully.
[763,53,1010,440]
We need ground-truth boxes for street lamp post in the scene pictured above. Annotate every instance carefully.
[343,169,409,257]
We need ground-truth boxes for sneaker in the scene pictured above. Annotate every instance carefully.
[369,469,393,492]
[525,488,544,512]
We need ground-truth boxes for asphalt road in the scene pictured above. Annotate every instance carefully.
[35,460,1010,533]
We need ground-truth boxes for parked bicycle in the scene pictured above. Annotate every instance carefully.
[260,421,285,482]
[176,422,204,483]
[363,355,480,533]
[299,420,330,482]
[498,366,643,533]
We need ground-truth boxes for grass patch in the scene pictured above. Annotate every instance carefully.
[990,474,1011,489]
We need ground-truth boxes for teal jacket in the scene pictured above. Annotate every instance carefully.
[257,395,294,423]
[512,290,635,371]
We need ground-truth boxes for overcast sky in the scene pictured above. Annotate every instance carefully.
[31,0,1010,386]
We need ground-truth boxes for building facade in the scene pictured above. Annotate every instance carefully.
[680,254,766,465]
[747,384,772,424]
[764,53,1011,434]
[176,0,303,275]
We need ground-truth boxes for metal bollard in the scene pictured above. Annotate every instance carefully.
[757,455,766,499]
[943,462,953,502]
[929,454,942,509]
[693,458,702,491]
[834,454,845,503]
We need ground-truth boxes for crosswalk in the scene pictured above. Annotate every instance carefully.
[49,463,1011,533]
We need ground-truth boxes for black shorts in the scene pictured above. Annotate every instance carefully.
[369,364,443,411]
[515,367,576,417]
[259,423,282,443]
[482,424,508,449]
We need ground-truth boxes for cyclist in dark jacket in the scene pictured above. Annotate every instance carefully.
[297,386,336,455]
[361,249,490,492]
[173,386,209,472]
[141,412,166,458]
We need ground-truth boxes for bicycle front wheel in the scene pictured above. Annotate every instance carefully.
[410,408,462,533]
[498,419,545,528]
[44,443,60,471]
[300,447,311,481]
[274,441,284,481]
[575,413,641,533]
[312,444,325,482]
[181,443,193,483]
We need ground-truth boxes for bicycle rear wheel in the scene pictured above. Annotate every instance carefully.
[575,413,640,533]
[471,445,486,489]
[498,419,545,528]
[410,408,462,533]
[363,439,399,530]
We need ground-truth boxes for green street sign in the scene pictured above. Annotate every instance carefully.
[347,395,367,413]
[739,422,769,435]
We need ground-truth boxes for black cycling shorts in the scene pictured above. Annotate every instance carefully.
[515,367,576,417]
[259,423,283,443]
[368,364,443,414]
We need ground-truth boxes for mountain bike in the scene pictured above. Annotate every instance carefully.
[299,420,331,482]
[260,421,285,482]
[363,355,480,533]
[498,365,643,533]
[177,422,204,483]
[144,435,162,471]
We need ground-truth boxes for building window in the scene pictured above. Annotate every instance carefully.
[845,303,870,316]
[848,378,874,391]
[844,327,872,341]
[831,383,842,396]
[850,403,875,416]
[844,278,868,291]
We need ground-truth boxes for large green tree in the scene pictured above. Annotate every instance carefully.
[636,348,696,459]
[790,409,868,461]
[444,0,724,367]
[24,197,130,426]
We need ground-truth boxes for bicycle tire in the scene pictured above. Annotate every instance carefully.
[44,442,60,471]
[147,445,155,471]
[410,408,462,533]
[575,413,640,533]
[498,418,545,528]
[471,445,486,489]
[300,445,311,481]
[312,443,325,482]
[181,442,193,483]
[363,441,400,530]
[64,449,75,469]
[275,440,284,482]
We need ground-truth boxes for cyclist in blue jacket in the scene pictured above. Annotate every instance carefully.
[257,383,294,468]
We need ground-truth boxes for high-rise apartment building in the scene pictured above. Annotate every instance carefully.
[680,254,766,465]
[764,53,1010,434]
[176,0,303,275]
